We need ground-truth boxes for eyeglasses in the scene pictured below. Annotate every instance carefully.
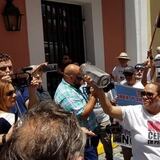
[5,90,16,96]
[140,91,154,98]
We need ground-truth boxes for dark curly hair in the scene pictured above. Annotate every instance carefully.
[0,52,12,63]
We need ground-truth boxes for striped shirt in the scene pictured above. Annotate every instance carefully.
[54,79,97,131]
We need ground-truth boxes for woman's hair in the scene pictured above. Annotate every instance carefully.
[0,81,11,111]
[147,82,160,95]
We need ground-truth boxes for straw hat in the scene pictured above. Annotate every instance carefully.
[117,52,130,60]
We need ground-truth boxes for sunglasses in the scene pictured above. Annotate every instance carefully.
[140,91,154,98]
[5,90,16,96]
[76,75,83,81]
[0,66,13,72]
[135,68,144,72]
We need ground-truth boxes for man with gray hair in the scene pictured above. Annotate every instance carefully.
[1,101,86,160]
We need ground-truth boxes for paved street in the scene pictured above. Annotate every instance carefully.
[99,145,124,160]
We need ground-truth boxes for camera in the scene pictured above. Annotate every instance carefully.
[22,63,58,73]
[154,53,160,78]
[80,63,111,88]
[11,72,32,88]
[11,63,58,88]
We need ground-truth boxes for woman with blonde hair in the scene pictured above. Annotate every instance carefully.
[0,81,17,148]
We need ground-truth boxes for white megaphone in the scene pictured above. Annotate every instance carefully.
[80,63,111,88]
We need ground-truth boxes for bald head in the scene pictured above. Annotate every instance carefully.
[63,64,83,87]
[64,64,80,76]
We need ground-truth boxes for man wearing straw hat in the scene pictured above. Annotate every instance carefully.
[112,52,131,83]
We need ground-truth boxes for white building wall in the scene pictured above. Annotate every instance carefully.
[25,0,45,65]
[125,0,149,65]
[25,0,150,85]
[25,0,105,70]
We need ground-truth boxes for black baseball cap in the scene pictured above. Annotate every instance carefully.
[135,63,145,70]
[123,66,135,75]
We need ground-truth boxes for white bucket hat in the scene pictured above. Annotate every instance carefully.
[117,52,130,60]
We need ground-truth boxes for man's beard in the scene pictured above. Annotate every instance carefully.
[73,83,81,89]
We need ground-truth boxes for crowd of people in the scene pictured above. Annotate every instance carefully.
[0,48,160,160]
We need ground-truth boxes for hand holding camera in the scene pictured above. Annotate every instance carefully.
[11,63,58,88]
[1,75,12,83]
[0,69,13,83]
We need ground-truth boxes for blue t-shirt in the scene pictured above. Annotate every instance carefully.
[10,86,52,118]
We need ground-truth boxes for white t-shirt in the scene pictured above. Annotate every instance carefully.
[120,80,144,89]
[112,65,126,82]
[121,105,160,160]
[93,102,110,124]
